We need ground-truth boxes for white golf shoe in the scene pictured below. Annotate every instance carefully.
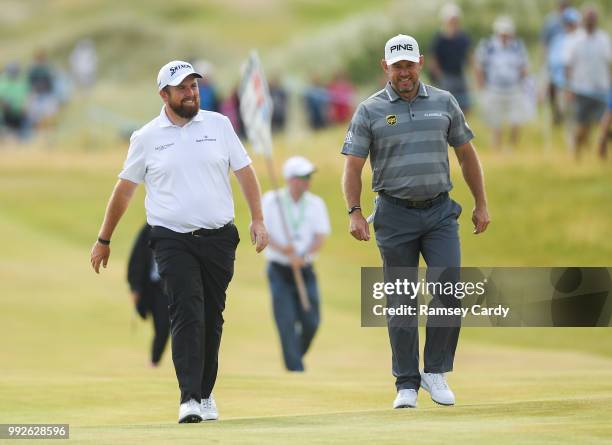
[393,389,418,409]
[201,394,219,421]
[420,372,455,406]
[178,399,203,423]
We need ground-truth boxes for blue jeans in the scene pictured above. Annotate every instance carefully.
[267,262,321,371]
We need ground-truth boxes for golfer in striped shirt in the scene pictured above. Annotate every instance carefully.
[341,34,490,409]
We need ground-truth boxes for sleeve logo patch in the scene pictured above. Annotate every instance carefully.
[344,130,353,144]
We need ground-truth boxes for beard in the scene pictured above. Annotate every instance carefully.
[395,78,416,94]
[168,97,200,119]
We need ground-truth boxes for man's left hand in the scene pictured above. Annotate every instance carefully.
[472,206,490,234]
[250,220,269,253]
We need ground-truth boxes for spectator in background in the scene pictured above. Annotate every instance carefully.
[547,8,581,123]
[475,16,531,148]
[127,223,170,367]
[193,60,219,112]
[262,156,330,372]
[0,62,31,140]
[327,71,355,124]
[598,90,611,159]
[304,74,329,130]
[541,0,571,125]
[220,86,244,137]
[429,3,472,113]
[28,50,54,97]
[563,6,611,159]
[70,39,98,90]
[269,77,288,132]
[28,50,60,130]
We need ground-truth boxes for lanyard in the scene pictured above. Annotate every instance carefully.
[281,189,306,235]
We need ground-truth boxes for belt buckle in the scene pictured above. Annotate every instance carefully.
[191,230,201,238]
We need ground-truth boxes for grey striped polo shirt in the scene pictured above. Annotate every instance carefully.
[341,82,474,200]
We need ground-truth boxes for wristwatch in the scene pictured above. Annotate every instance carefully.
[348,205,362,215]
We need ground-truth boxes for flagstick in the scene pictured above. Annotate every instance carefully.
[239,51,310,312]
[264,155,311,312]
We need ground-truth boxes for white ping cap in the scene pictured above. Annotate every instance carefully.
[384,34,421,65]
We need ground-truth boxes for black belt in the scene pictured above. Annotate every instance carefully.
[151,222,233,238]
[189,222,233,237]
[379,191,448,209]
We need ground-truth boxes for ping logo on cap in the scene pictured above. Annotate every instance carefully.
[169,63,191,77]
[390,44,413,52]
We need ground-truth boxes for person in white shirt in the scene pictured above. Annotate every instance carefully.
[563,6,611,158]
[474,16,531,148]
[90,60,268,424]
[262,156,330,371]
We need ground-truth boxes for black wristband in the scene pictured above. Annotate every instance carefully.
[348,205,362,215]
[97,237,111,245]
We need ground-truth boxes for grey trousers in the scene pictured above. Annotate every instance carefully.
[373,193,462,391]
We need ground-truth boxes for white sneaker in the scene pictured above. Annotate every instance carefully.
[420,372,455,406]
[178,399,203,423]
[201,394,219,421]
[393,389,418,409]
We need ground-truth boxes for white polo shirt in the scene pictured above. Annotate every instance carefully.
[262,188,331,265]
[563,28,611,96]
[119,107,251,232]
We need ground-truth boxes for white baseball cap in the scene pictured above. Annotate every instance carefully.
[493,16,515,35]
[157,60,202,91]
[384,34,421,65]
[283,156,316,179]
[440,3,461,21]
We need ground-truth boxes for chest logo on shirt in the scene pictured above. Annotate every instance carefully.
[424,112,443,118]
[195,135,217,143]
[154,142,175,151]
[386,115,397,125]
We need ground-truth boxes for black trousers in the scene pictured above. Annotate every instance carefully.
[150,283,170,365]
[150,224,239,403]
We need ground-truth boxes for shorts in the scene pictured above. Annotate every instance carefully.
[439,74,470,111]
[572,94,606,125]
[480,88,534,128]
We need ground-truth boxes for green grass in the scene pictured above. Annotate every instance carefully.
[2,0,612,442]
[1,124,612,443]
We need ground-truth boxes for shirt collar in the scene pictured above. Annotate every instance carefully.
[158,106,203,128]
[384,82,429,102]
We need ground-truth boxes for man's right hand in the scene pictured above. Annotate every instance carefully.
[349,212,370,241]
[130,291,141,305]
[90,241,110,274]
[289,253,305,269]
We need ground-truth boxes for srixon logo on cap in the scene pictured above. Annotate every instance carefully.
[390,43,413,52]
[169,64,191,77]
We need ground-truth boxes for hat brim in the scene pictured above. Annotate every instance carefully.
[160,71,203,90]
[285,167,317,179]
[385,55,421,65]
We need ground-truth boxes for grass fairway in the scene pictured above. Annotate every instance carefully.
[1,125,612,443]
